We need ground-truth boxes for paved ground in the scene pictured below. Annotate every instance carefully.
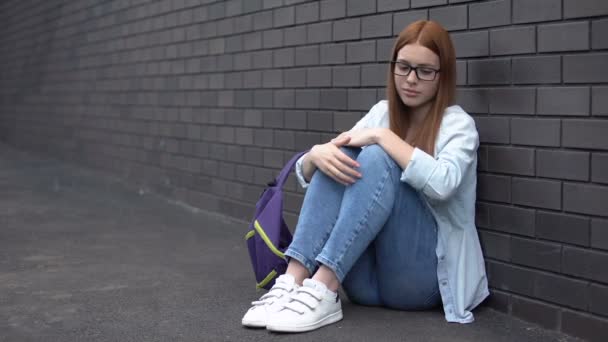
[0,143,584,342]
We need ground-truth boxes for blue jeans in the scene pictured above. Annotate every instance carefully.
[285,145,441,310]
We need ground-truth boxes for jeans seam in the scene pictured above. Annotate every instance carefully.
[322,166,393,282]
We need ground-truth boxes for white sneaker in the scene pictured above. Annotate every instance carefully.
[266,278,343,333]
[241,274,298,328]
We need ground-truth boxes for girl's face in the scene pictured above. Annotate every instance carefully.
[393,43,441,111]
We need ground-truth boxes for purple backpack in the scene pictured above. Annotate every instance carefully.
[245,151,309,290]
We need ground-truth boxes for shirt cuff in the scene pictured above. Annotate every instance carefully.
[295,154,310,189]
[400,147,437,190]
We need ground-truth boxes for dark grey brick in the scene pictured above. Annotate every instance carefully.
[592,18,608,49]
[377,0,411,12]
[510,237,561,272]
[307,111,334,131]
[254,89,273,107]
[534,272,589,311]
[412,0,447,8]
[253,11,273,30]
[253,128,274,147]
[456,88,490,113]
[564,0,608,19]
[592,153,608,184]
[320,89,348,109]
[295,89,320,109]
[468,59,511,85]
[563,245,608,283]
[537,150,590,181]
[537,87,590,116]
[253,50,274,69]
[307,22,333,43]
[474,116,510,144]
[536,211,590,246]
[592,86,608,116]
[563,119,608,150]
[477,174,511,203]
[451,31,489,58]
[469,0,510,29]
[295,45,320,66]
[320,43,346,64]
[512,177,561,210]
[564,53,608,83]
[511,295,560,330]
[274,47,295,68]
[562,309,608,342]
[307,67,333,87]
[592,218,608,251]
[333,66,360,87]
[564,182,608,217]
[490,26,535,56]
[274,89,296,108]
[393,10,428,35]
[334,112,364,131]
[361,63,387,86]
[284,110,307,129]
[348,89,380,111]
[513,0,561,24]
[347,41,376,63]
[376,38,395,62]
[479,230,511,261]
[243,70,262,88]
[235,127,254,146]
[538,21,590,52]
[362,13,393,39]
[263,29,283,49]
[262,69,282,88]
[284,25,307,46]
[274,130,296,150]
[333,18,361,41]
[429,4,467,31]
[296,2,319,24]
[263,110,284,128]
[284,68,307,88]
[264,149,285,168]
[513,56,561,84]
[321,0,346,20]
[489,88,535,115]
[456,60,467,86]
[264,0,282,10]
[487,146,535,176]
[511,118,560,147]
[590,283,608,317]
[347,0,376,16]
[488,261,535,296]
[295,131,323,150]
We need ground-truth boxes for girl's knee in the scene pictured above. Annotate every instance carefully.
[338,146,361,159]
[343,281,381,307]
[358,144,395,167]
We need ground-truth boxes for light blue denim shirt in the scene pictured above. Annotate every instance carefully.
[295,100,489,323]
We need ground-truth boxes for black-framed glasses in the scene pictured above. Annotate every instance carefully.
[390,61,440,81]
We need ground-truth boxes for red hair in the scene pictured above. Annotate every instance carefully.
[386,20,456,156]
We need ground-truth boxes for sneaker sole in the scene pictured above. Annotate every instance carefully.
[266,310,343,333]
[241,318,267,328]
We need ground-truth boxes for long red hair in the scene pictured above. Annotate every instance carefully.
[387,20,456,156]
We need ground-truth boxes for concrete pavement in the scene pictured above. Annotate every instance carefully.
[0,143,583,342]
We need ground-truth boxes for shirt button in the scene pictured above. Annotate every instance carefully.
[439,256,445,261]
[441,281,447,286]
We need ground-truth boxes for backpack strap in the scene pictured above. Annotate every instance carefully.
[274,150,310,188]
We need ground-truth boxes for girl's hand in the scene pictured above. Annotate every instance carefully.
[309,135,362,186]
[332,128,383,147]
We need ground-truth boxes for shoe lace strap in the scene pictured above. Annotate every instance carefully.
[282,287,322,314]
[250,284,292,306]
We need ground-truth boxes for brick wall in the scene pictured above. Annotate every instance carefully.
[0,0,606,340]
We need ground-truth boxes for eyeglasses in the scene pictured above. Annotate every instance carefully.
[390,61,440,81]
